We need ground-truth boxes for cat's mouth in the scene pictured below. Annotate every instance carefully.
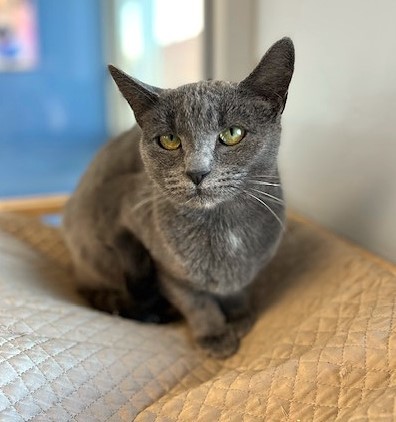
[182,185,234,209]
[184,187,214,207]
[165,178,242,209]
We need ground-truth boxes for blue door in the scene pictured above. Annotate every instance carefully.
[0,0,108,197]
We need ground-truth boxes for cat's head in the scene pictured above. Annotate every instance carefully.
[109,37,294,209]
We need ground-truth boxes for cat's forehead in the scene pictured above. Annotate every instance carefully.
[159,80,239,134]
[171,80,237,101]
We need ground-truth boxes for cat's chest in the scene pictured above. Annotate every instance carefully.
[159,212,281,294]
[180,224,245,264]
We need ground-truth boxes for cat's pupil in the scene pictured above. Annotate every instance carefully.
[230,128,234,136]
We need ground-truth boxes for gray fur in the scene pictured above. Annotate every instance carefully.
[63,38,295,358]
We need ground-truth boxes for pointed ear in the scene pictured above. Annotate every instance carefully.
[239,37,294,110]
[108,65,163,124]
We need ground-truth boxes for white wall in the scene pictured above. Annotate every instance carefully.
[256,0,396,262]
[208,0,257,81]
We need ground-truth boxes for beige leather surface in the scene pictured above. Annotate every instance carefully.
[0,213,395,421]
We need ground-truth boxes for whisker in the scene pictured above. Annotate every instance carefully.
[184,197,195,206]
[249,188,284,204]
[244,191,284,230]
[131,195,153,213]
[250,175,280,179]
[249,180,281,187]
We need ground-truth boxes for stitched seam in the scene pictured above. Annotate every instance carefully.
[1,341,77,420]
[27,345,105,421]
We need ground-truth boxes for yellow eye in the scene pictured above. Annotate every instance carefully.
[158,134,181,150]
[219,126,246,146]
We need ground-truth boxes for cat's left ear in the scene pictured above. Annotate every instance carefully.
[108,65,163,125]
[239,37,294,112]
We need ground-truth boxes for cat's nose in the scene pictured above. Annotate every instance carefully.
[186,170,210,186]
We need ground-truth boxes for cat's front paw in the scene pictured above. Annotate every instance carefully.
[196,329,239,359]
[230,315,255,340]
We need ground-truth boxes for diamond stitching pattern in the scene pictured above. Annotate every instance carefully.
[1,214,396,421]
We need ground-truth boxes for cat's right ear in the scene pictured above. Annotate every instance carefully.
[239,37,294,111]
[108,65,163,124]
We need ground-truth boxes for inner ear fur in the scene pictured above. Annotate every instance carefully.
[108,65,163,124]
[239,37,295,109]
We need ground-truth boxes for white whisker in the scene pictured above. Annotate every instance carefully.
[244,191,284,230]
[249,180,281,187]
[250,175,280,179]
[131,196,153,213]
[184,196,195,206]
[249,188,284,204]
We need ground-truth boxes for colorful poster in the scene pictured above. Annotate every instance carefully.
[0,0,39,71]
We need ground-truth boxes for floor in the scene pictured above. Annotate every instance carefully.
[0,138,104,198]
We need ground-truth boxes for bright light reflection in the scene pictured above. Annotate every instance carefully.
[120,1,143,60]
[154,0,203,46]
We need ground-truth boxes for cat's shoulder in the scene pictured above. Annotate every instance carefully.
[98,126,142,166]
[81,126,144,185]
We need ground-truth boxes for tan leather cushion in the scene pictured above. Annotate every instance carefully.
[0,214,395,421]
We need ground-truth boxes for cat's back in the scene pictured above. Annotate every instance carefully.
[78,125,143,188]
[63,126,145,233]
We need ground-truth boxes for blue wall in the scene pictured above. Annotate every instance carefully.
[0,0,107,145]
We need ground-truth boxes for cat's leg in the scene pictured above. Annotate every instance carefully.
[71,242,137,318]
[70,231,178,323]
[218,289,255,340]
[116,231,180,323]
[160,276,239,358]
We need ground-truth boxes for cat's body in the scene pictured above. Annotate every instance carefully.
[63,38,294,358]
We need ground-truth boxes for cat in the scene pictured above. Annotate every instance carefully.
[62,37,294,358]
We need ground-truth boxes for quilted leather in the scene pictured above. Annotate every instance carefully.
[0,213,395,421]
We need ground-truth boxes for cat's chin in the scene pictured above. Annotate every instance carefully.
[191,197,219,210]
[181,189,226,210]
[166,186,236,210]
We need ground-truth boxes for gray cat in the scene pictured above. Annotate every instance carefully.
[63,37,294,358]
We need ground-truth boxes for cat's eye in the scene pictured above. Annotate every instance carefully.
[158,134,181,150]
[219,126,246,146]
